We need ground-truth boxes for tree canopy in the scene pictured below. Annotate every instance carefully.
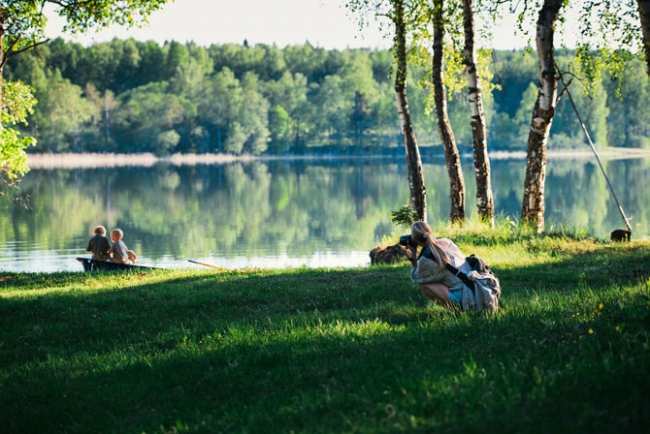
[0,0,169,186]
[6,39,649,156]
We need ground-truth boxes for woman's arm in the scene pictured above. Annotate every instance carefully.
[407,245,418,266]
[425,242,444,265]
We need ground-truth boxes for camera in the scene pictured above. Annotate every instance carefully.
[399,234,413,246]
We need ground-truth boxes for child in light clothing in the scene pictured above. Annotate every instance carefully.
[110,228,137,264]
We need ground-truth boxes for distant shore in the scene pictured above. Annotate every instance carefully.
[27,147,650,169]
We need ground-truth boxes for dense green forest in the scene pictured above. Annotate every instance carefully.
[6,38,650,155]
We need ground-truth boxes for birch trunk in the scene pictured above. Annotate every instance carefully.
[461,0,494,225]
[393,0,427,221]
[638,0,650,75]
[432,0,465,223]
[521,0,563,232]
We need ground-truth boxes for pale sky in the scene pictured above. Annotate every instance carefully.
[44,0,579,50]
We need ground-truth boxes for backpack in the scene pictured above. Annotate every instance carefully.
[446,254,501,312]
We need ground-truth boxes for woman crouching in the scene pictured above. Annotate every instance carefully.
[406,221,471,310]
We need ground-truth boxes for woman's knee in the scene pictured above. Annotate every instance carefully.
[419,283,450,303]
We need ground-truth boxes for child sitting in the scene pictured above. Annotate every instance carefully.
[110,228,136,264]
[86,225,112,262]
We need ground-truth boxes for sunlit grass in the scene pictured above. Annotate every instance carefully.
[1,234,649,433]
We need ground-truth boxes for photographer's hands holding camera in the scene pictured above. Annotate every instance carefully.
[399,235,419,266]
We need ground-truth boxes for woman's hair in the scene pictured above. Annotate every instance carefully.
[411,221,448,263]
[111,228,124,240]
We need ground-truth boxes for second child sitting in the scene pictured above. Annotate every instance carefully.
[87,225,112,261]
[110,228,137,264]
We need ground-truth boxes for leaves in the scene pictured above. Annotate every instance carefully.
[391,205,419,226]
[0,80,37,184]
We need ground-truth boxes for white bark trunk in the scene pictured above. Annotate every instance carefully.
[462,0,494,225]
[521,0,564,232]
[393,0,427,221]
[433,0,465,223]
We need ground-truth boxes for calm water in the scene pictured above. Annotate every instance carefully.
[1,157,648,272]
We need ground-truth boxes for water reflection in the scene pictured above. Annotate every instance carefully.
[1,158,648,271]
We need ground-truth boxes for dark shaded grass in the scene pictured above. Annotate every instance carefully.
[1,240,649,433]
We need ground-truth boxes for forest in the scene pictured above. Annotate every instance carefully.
[6,38,650,155]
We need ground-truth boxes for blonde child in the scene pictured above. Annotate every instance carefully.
[110,228,137,264]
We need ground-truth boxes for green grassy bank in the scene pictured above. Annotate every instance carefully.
[1,235,650,433]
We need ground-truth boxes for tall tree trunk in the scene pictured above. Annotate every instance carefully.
[461,0,494,225]
[393,0,427,221]
[638,0,650,75]
[521,0,563,232]
[432,0,465,223]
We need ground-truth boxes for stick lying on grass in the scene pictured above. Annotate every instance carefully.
[188,259,222,269]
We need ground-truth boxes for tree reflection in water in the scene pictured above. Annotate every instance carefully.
[1,158,648,271]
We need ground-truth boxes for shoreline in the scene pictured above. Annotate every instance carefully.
[26,147,650,169]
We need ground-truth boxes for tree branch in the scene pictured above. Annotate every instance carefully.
[7,38,50,59]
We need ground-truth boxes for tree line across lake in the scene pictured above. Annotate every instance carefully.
[6,38,649,155]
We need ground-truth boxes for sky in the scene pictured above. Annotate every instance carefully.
[44,0,578,50]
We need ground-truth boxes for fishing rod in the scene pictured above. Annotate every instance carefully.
[554,63,633,234]
[188,259,222,269]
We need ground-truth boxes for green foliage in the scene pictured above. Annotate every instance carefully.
[29,70,95,151]
[0,0,168,37]
[575,0,643,84]
[391,204,419,227]
[603,59,650,148]
[4,39,650,153]
[0,1,169,73]
[1,237,649,432]
[112,82,187,154]
[0,80,36,184]
[1,80,35,124]
[268,105,292,152]
[156,129,180,153]
[487,0,642,87]
[0,0,171,185]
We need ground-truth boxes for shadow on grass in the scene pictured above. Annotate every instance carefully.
[1,246,649,364]
[2,287,649,434]
[1,245,649,433]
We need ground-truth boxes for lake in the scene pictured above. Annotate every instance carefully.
[1,156,648,272]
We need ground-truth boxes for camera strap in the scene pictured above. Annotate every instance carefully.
[445,263,476,294]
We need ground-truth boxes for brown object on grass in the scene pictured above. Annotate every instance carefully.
[369,244,413,265]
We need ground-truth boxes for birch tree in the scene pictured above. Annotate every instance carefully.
[461,0,494,224]
[520,0,565,232]
[347,0,428,221]
[499,0,645,231]
[432,0,465,223]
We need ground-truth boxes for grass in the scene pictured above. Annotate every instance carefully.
[1,235,650,433]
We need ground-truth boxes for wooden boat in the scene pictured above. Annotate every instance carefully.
[76,257,156,272]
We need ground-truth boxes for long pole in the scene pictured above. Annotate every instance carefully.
[555,64,633,234]
[188,259,222,269]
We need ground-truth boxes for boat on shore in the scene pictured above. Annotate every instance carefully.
[76,257,156,272]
